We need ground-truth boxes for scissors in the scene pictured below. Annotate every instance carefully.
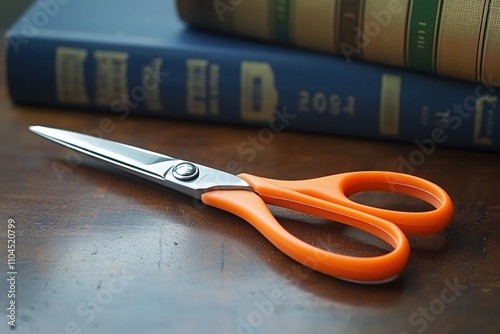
[30,125,454,284]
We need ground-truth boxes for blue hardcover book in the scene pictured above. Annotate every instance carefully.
[5,0,500,152]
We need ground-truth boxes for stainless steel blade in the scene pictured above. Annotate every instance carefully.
[30,126,252,198]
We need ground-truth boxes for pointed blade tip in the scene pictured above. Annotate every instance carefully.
[29,126,70,142]
[29,125,50,136]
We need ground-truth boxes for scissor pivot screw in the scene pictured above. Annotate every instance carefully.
[173,162,199,181]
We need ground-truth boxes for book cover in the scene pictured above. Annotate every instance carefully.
[5,0,500,152]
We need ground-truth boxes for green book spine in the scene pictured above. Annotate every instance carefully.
[405,0,443,73]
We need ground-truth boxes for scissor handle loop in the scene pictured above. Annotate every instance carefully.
[335,171,453,234]
[202,174,413,283]
[242,171,454,235]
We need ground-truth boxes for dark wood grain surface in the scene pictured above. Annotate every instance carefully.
[1,37,499,334]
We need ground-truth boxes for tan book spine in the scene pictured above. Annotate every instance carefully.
[436,0,488,82]
[363,0,409,67]
[292,0,339,53]
[481,0,500,85]
[231,1,270,41]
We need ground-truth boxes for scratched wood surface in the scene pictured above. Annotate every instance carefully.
[1,36,499,334]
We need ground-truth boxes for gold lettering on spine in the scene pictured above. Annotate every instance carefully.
[142,58,163,111]
[474,95,497,146]
[94,50,129,106]
[186,59,208,115]
[379,74,402,136]
[56,47,89,104]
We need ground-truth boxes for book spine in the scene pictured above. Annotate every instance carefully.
[179,0,500,86]
[5,28,500,152]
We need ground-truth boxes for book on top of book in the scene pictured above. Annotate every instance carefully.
[4,0,500,152]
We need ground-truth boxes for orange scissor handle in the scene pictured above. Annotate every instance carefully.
[201,190,409,283]
[201,171,453,283]
[241,171,454,235]
[201,174,417,283]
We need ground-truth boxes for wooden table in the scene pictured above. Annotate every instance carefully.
[1,39,499,334]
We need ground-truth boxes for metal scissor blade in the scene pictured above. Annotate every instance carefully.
[29,125,252,198]
[29,125,176,181]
